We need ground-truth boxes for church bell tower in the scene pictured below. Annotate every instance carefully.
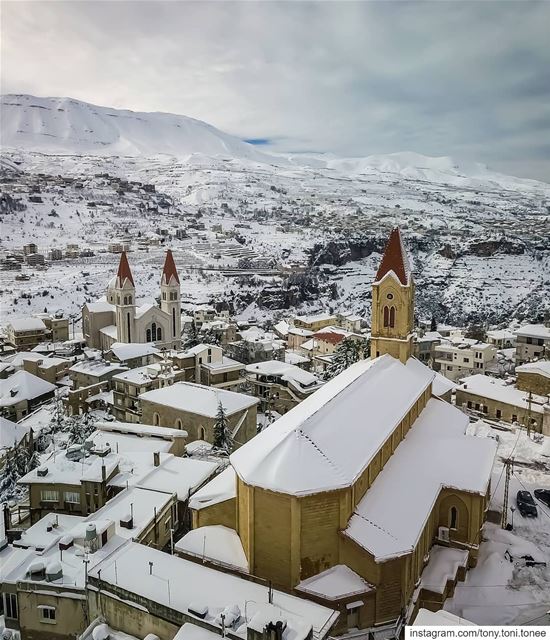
[160,249,181,349]
[370,228,414,364]
[114,251,136,344]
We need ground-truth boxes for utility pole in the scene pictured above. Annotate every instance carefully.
[501,457,513,529]
[526,391,533,438]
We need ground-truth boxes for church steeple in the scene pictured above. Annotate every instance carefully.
[370,228,414,363]
[160,249,181,349]
[113,251,136,343]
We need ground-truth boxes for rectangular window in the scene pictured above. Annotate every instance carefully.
[39,606,56,623]
[463,357,470,363]
[64,491,81,504]
[467,401,472,409]
[4,593,18,619]
[40,490,59,502]
[496,409,502,419]
[512,414,517,423]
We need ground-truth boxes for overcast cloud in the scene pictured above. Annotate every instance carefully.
[2,1,549,180]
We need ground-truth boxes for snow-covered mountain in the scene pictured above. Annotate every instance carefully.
[1,94,548,191]
[0,94,274,162]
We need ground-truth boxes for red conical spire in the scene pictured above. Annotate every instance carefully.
[375,228,410,285]
[116,251,135,286]
[162,249,180,285]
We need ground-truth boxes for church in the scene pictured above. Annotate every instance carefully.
[82,250,182,351]
[177,228,497,635]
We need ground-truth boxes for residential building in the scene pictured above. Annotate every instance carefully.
[226,327,285,364]
[139,382,258,446]
[293,313,337,332]
[106,341,159,369]
[91,420,188,457]
[456,374,549,435]
[172,343,244,389]
[0,416,32,467]
[0,370,56,421]
[413,331,442,364]
[25,252,45,266]
[65,358,126,415]
[433,337,497,382]
[486,329,516,349]
[21,354,71,384]
[82,249,182,351]
[6,317,48,351]
[514,324,550,364]
[23,243,38,255]
[245,361,324,414]
[180,228,497,634]
[336,311,362,333]
[111,360,181,422]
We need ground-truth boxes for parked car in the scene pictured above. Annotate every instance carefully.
[534,489,550,508]
[516,491,538,517]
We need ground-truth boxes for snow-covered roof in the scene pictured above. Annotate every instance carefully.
[69,359,126,377]
[111,363,164,385]
[175,525,249,572]
[109,342,159,361]
[138,457,219,500]
[246,361,319,388]
[343,398,496,561]
[230,355,434,496]
[0,370,56,407]
[288,327,314,337]
[134,303,156,319]
[86,300,115,313]
[88,541,338,640]
[514,324,550,340]
[515,360,550,379]
[174,623,220,640]
[13,513,84,551]
[140,382,258,418]
[201,356,243,372]
[487,329,516,340]
[273,320,290,336]
[284,350,309,365]
[458,374,546,414]
[296,565,373,600]
[99,325,118,338]
[413,608,477,626]
[7,317,47,331]
[178,343,219,358]
[189,467,236,510]
[95,420,187,439]
[293,313,336,325]
[0,416,31,450]
[405,357,456,397]
[420,545,469,594]
[89,430,174,454]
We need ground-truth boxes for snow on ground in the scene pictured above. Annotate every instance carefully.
[443,420,550,625]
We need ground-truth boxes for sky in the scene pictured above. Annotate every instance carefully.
[1,0,549,181]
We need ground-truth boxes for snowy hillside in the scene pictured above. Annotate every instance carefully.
[0,94,274,162]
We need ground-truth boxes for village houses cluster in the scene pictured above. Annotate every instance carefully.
[1,228,549,640]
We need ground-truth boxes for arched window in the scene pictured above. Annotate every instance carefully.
[175,419,183,430]
[198,426,206,440]
[146,329,152,342]
[449,506,458,530]
[151,322,157,341]
[153,412,160,426]
[157,326,162,341]
[383,306,389,327]
[128,295,132,305]
[123,296,127,305]
[389,306,396,328]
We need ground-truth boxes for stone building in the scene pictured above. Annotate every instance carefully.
[0,370,56,421]
[455,374,549,435]
[139,382,258,446]
[180,228,497,635]
[172,343,245,390]
[82,249,182,351]
[433,337,497,382]
[5,314,69,351]
[515,360,550,396]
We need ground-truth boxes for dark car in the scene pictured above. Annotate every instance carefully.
[516,491,538,517]
[534,489,550,508]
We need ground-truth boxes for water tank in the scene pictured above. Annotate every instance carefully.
[85,523,97,541]
[46,560,63,582]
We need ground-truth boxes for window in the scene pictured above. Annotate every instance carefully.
[153,412,160,426]
[162,292,166,300]
[475,403,480,411]
[389,306,395,328]
[467,401,472,409]
[512,414,517,423]
[146,328,152,342]
[463,357,470,363]
[386,293,394,300]
[383,306,389,327]
[175,418,183,430]
[40,490,59,502]
[157,326,162,341]
[64,491,81,504]
[4,593,18,619]
[39,606,56,623]
[449,506,458,530]
[496,409,502,419]
[198,426,206,440]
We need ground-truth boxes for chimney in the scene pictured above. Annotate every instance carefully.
[101,463,106,482]
[153,451,160,467]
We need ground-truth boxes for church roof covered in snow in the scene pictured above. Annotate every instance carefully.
[374,227,411,285]
[230,355,435,496]
[116,251,134,287]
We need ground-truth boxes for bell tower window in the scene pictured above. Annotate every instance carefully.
[383,306,389,327]
[389,306,395,328]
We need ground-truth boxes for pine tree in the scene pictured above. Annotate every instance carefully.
[183,321,200,349]
[66,412,97,446]
[324,337,364,381]
[0,452,21,502]
[212,401,232,453]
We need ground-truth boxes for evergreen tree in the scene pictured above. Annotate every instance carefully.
[212,401,233,453]
[324,337,364,381]
[66,412,97,446]
[430,315,437,332]
[183,321,200,349]
[0,452,21,502]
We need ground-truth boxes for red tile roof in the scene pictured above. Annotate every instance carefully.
[374,228,410,285]
[116,251,134,286]
[162,249,180,285]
